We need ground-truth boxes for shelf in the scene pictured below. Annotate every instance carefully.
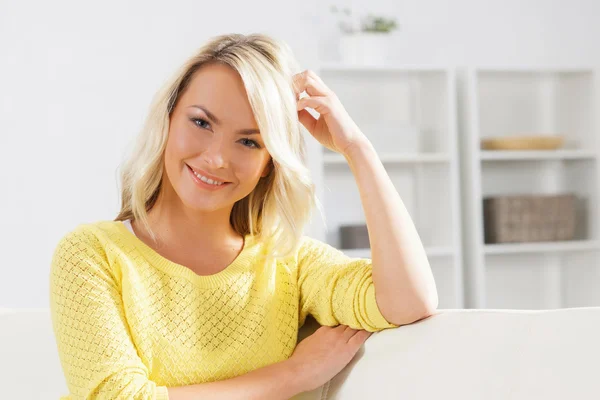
[480,150,597,161]
[314,65,462,307]
[460,67,600,309]
[319,63,448,73]
[476,66,594,74]
[323,152,451,165]
[484,240,600,255]
[342,246,454,259]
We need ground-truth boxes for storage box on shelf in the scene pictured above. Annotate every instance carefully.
[483,194,577,244]
[459,67,600,310]
[309,63,464,309]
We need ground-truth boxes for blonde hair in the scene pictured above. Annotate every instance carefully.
[115,33,323,260]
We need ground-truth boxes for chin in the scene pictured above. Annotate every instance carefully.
[182,198,228,213]
[181,186,242,212]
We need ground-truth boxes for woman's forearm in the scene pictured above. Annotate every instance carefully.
[167,358,305,400]
[343,139,438,324]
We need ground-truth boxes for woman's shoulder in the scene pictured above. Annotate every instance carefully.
[270,235,347,269]
[50,221,118,276]
[296,235,344,256]
[53,220,124,251]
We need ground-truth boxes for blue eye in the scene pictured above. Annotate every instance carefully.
[191,117,211,130]
[240,138,261,149]
[191,117,260,149]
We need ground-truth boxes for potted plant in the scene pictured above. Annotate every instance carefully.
[331,6,400,65]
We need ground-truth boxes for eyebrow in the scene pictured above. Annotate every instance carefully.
[188,105,261,135]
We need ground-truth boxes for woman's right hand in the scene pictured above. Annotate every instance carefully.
[287,324,373,393]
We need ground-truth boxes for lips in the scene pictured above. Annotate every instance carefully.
[186,164,230,184]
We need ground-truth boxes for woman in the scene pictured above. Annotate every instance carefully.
[49,33,438,399]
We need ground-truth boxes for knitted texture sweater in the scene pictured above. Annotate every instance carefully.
[49,220,399,399]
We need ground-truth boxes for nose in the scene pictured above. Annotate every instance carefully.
[200,134,228,169]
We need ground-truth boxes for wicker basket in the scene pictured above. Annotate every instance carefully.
[483,194,576,243]
[481,135,564,150]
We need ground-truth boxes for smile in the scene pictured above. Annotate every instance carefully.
[186,164,231,189]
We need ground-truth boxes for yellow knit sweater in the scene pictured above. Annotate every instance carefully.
[49,220,399,399]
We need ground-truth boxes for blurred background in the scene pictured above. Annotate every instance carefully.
[2,0,599,310]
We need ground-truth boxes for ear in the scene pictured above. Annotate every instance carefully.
[261,159,273,178]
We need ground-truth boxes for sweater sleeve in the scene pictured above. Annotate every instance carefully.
[296,236,400,332]
[49,226,170,400]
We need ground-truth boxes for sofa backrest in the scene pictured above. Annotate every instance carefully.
[0,308,68,399]
[299,307,600,399]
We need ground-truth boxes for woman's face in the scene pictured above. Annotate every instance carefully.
[163,63,272,212]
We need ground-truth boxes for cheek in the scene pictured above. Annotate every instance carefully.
[231,153,270,181]
[167,124,202,161]
[172,126,195,153]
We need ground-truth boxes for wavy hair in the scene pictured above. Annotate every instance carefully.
[115,33,324,260]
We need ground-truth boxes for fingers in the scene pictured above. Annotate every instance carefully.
[347,330,373,347]
[341,325,358,342]
[336,324,372,345]
[298,109,317,132]
[292,70,332,99]
[296,96,332,115]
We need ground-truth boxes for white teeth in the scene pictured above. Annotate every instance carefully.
[191,168,224,186]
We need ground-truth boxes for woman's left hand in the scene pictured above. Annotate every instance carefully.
[293,70,368,156]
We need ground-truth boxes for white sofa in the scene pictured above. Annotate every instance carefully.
[2,307,600,399]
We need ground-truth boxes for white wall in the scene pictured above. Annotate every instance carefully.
[2,0,599,308]
[319,0,600,66]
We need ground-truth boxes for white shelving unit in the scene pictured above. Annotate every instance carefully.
[459,67,600,310]
[309,63,465,309]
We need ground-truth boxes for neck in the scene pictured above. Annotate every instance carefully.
[142,183,242,251]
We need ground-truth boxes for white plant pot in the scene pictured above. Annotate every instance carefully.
[339,32,392,66]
